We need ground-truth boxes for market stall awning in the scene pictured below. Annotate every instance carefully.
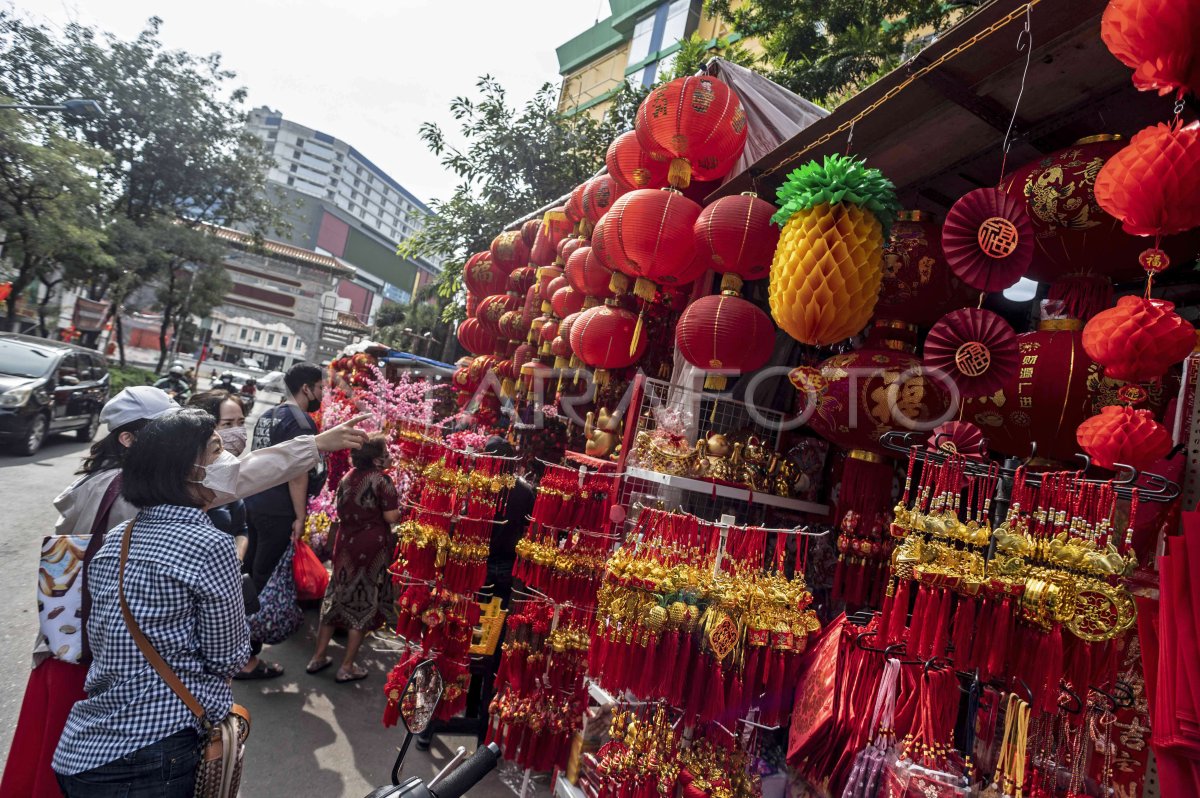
[709,0,1173,215]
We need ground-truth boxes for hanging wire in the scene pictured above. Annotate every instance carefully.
[998,3,1034,183]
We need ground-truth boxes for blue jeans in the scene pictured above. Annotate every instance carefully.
[57,728,200,797]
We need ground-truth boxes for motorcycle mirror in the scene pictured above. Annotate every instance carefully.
[399,659,443,734]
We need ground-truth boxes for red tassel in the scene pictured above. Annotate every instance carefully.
[886,578,911,645]
[908,585,930,655]
[744,645,762,703]
[686,656,711,722]
[930,589,952,658]
[725,671,745,724]
[970,598,994,670]
[985,597,1012,680]
[833,556,847,601]
[701,664,727,723]
[1033,624,1064,714]
[949,596,977,668]
[654,630,681,699]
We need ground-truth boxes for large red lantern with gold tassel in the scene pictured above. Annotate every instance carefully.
[961,314,1099,463]
[457,318,496,356]
[570,303,647,384]
[476,294,521,337]
[876,211,972,324]
[1082,295,1195,382]
[490,230,530,274]
[600,189,703,300]
[675,289,775,390]
[531,207,572,267]
[463,251,505,297]
[692,193,779,283]
[635,76,748,189]
[582,174,624,225]
[551,286,585,319]
[606,130,669,192]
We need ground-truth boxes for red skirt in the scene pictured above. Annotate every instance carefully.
[0,658,88,798]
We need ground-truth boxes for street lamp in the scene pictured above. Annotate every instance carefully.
[0,98,104,119]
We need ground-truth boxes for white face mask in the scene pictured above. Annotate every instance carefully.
[217,426,247,456]
[193,450,241,501]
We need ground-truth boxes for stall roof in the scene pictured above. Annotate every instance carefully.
[709,0,1171,215]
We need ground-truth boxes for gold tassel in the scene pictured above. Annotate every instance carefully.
[633,277,657,302]
[594,369,610,386]
[704,374,728,391]
[629,309,645,358]
[583,296,600,309]
[719,273,744,296]
[501,378,515,399]
[609,272,630,296]
[668,157,692,189]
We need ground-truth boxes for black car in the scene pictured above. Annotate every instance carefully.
[0,333,110,455]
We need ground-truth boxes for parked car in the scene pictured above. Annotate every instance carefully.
[0,333,110,455]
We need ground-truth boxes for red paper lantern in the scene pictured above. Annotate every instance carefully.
[601,188,703,299]
[582,174,624,225]
[1094,120,1200,238]
[498,310,528,342]
[1101,0,1200,98]
[457,318,496,356]
[606,130,670,192]
[565,245,615,301]
[545,276,569,303]
[635,76,748,189]
[466,292,482,319]
[539,319,559,345]
[512,342,536,374]
[531,207,572,267]
[490,230,530,274]
[537,265,562,291]
[590,215,613,268]
[565,184,586,224]
[463,251,505,297]
[550,335,571,360]
[675,293,775,390]
[521,284,541,328]
[1077,405,1172,470]
[559,238,584,268]
[1082,295,1195,382]
[799,325,951,456]
[520,219,540,248]
[476,294,521,337]
[557,311,582,347]
[942,188,1035,292]
[692,193,779,283]
[506,265,537,295]
[877,211,972,325]
[551,286,585,318]
[923,308,1020,399]
[570,304,648,373]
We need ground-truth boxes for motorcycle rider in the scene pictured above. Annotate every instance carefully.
[153,364,192,402]
[240,377,258,409]
[214,371,237,393]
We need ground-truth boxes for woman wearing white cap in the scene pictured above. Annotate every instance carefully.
[0,385,370,798]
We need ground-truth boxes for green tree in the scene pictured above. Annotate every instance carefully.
[0,107,112,332]
[707,0,970,105]
[398,77,641,321]
[0,13,284,362]
[144,220,231,371]
[666,30,758,81]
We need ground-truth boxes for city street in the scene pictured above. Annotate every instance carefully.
[0,430,509,798]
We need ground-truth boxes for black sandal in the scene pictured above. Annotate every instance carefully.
[234,660,284,680]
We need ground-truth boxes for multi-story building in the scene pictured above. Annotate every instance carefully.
[556,0,748,119]
[244,107,441,318]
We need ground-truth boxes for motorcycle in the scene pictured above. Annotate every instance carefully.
[364,660,500,798]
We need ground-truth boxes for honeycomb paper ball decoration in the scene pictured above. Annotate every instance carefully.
[1076,405,1172,471]
[1082,295,1195,382]
[768,155,900,346]
[1094,120,1200,238]
[1101,0,1200,98]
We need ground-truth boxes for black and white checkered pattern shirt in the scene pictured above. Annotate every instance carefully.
[53,505,251,776]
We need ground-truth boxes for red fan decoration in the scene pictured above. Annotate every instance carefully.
[530,207,572,267]
[924,308,1020,398]
[565,184,587,225]
[1077,405,1172,470]
[1094,120,1200,238]
[463,251,505,297]
[877,211,973,325]
[692,193,779,284]
[1082,295,1195,382]
[606,130,670,192]
[926,421,987,459]
[675,293,775,390]
[565,245,615,303]
[942,188,1035,292]
[551,286,585,319]
[1101,0,1200,98]
[476,294,521,337]
[600,188,703,300]
[635,76,748,189]
[570,303,647,384]
[581,174,624,225]
[457,318,496,356]
[490,230,530,274]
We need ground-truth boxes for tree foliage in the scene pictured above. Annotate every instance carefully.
[666,31,758,82]
[707,0,970,105]
[399,77,643,321]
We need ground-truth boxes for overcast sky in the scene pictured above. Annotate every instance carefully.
[15,0,609,206]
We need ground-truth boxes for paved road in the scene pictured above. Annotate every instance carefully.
[0,428,510,798]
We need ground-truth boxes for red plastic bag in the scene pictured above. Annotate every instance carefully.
[293,540,329,601]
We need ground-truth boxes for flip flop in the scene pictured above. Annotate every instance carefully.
[234,660,284,680]
[335,665,368,683]
[306,656,333,674]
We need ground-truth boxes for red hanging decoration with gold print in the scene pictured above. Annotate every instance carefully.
[692,193,779,284]
[942,188,1035,292]
[877,210,973,325]
[634,75,748,189]
[600,188,703,300]
[606,130,670,192]
[923,307,1021,399]
[463,251,505,297]
[490,230,530,274]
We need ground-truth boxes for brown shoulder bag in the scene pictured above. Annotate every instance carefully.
[117,520,252,798]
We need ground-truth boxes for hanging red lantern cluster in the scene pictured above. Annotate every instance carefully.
[463,251,505,297]
[876,211,972,325]
[1082,295,1195,383]
[491,230,530,274]
[457,317,496,356]
[635,75,748,189]
[570,303,647,384]
[675,286,775,390]
[599,188,703,300]
[1077,405,1173,470]
[692,192,779,285]
[606,130,670,192]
